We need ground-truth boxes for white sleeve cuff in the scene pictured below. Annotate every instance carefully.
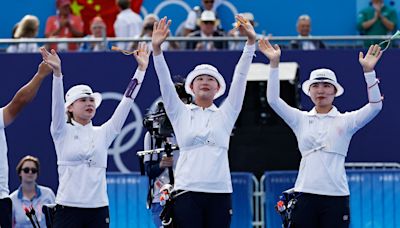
[244,43,256,52]
[133,69,146,83]
[53,74,63,79]
[364,70,377,86]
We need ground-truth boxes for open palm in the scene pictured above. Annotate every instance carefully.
[258,38,281,67]
[152,17,171,48]
[359,44,382,72]
[236,14,256,42]
[133,42,151,70]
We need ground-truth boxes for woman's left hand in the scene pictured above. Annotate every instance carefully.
[258,38,281,68]
[40,47,62,76]
[235,14,256,45]
[134,42,151,71]
[359,44,382,73]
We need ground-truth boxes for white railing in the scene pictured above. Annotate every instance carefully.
[0,35,396,44]
[345,162,400,169]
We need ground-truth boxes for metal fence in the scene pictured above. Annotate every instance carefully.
[106,163,400,228]
[261,163,400,228]
[0,35,398,51]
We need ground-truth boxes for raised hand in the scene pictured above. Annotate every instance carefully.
[151,17,171,55]
[133,42,151,71]
[359,44,382,73]
[36,61,53,78]
[40,47,62,76]
[258,38,281,68]
[235,14,256,45]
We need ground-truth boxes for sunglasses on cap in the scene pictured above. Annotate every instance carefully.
[22,167,38,174]
[202,21,215,25]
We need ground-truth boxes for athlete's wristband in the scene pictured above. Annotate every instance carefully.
[125,78,139,98]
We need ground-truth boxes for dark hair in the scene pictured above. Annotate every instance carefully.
[172,75,192,103]
[16,155,40,179]
[66,111,74,124]
[174,82,192,104]
[117,0,130,10]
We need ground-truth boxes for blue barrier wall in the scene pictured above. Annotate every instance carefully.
[263,170,400,228]
[107,172,255,228]
[230,172,254,228]
[2,0,400,39]
[1,50,399,193]
[107,173,153,228]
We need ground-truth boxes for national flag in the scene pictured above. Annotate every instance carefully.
[70,0,143,37]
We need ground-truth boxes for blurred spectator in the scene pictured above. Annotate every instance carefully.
[133,14,177,51]
[10,155,55,228]
[181,0,222,36]
[290,14,325,50]
[186,10,227,50]
[7,15,40,53]
[11,23,19,39]
[80,16,111,52]
[228,12,262,50]
[114,0,143,51]
[45,0,84,52]
[357,0,398,47]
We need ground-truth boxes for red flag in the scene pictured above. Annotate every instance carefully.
[71,0,143,37]
[131,0,143,14]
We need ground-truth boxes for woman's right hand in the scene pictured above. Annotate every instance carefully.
[235,14,256,45]
[36,61,53,79]
[151,17,171,55]
[133,42,151,71]
[258,38,281,68]
[40,47,62,77]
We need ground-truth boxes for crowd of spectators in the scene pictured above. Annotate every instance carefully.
[4,0,400,53]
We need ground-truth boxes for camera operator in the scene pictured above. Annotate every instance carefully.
[143,82,191,228]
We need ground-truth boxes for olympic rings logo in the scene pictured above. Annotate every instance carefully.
[102,93,165,173]
[102,92,143,173]
[141,0,238,34]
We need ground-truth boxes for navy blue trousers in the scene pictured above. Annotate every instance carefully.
[0,197,12,228]
[292,193,350,228]
[173,192,232,228]
[53,205,110,228]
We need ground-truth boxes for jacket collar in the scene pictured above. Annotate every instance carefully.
[188,103,218,112]
[17,184,41,200]
[307,106,339,117]
[71,119,93,127]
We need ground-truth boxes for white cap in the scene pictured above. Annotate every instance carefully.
[65,84,102,109]
[185,64,226,100]
[302,68,344,97]
[200,10,216,21]
[242,12,255,22]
